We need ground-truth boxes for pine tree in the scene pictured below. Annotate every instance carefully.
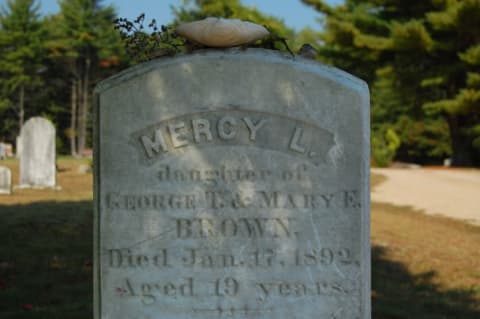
[422,0,480,165]
[50,0,124,155]
[0,0,45,137]
[303,0,479,166]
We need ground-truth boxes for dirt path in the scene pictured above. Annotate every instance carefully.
[371,168,480,225]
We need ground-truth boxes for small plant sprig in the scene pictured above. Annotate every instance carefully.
[258,27,294,56]
[113,13,184,62]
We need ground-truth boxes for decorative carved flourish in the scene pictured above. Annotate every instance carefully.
[193,304,273,316]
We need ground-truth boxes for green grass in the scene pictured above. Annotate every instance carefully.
[0,159,479,318]
[0,201,92,319]
[0,158,93,318]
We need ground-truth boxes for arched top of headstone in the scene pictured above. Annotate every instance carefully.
[21,117,55,135]
[95,48,368,96]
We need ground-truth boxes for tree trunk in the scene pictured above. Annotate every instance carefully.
[19,84,25,131]
[447,114,474,167]
[70,79,77,156]
[77,58,90,155]
[77,73,84,154]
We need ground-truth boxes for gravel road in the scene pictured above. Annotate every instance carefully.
[371,168,480,225]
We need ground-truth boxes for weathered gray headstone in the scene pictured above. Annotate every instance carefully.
[94,49,370,319]
[0,166,12,194]
[19,117,56,188]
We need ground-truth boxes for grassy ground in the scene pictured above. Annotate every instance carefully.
[370,174,480,318]
[0,157,92,204]
[0,159,479,318]
[0,158,93,319]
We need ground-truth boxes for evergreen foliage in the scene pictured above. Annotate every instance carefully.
[0,0,478,166]
[51,0,125,155]
[302,0,480,166]
[0,0,45,140]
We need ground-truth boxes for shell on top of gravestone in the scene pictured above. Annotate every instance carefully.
[175,17,270,47]
[19,117,56,188]
[0,166,12,194]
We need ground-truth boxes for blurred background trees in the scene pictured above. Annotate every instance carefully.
[302,0,479,166]
[0,0,126,156]
[0,0,45,140]
[49,0,125,155]
[0,0,478,166]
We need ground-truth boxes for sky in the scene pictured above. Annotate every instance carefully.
[0,0,343,31]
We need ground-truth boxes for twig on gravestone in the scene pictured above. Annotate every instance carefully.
[113,14,183,62]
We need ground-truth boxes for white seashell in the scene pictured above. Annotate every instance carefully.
[175,17,270,47]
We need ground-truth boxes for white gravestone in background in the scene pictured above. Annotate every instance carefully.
[0,166,12,194]
[3,143,13,157]
[16,136,22,159]
[0,143,5,159]
[19,117,56,188]
[94,49,370,319]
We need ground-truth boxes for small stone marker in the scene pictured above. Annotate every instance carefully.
[16,136,22,159]
[94,49,370,319]
[3,143,13,158]
[0,143,5,159]
[19,117,56,188]
[78,163,92,174]
[0,166,12,194]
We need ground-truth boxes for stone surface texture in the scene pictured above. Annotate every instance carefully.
[94,49,370,319]
[0,166,12,194]
[19,117,56,188]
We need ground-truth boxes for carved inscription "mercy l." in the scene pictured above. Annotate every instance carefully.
[130,109,334,165]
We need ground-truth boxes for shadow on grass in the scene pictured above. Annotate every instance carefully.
[372,245,480,319]
[1,201,479,318]
[0,201,93,319]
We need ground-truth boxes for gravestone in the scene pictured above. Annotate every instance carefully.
[0,166,11,194]
[94,49,370,319]
[0,143,5,160]
[19,117,56,188]
[3,143,13,158]
[16,136,22,158]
